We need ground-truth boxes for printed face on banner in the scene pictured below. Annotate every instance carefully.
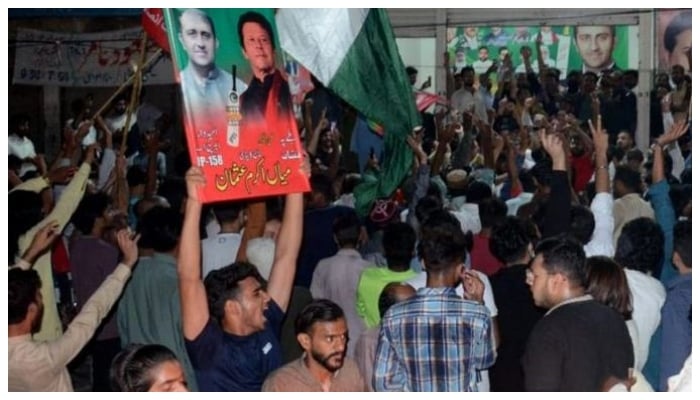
[164,8,310,203]
[656,9,692,72]
[446,25,638,80]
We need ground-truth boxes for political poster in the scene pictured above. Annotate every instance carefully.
[446,25,639,79]
[163,8,310,203]
[656,9,691,72]
[12,27,173,86]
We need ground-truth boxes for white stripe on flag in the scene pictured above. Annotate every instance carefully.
[276,8,369,86]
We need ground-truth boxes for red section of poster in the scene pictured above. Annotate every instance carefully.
[142,8,170,52]
[184,73,310,203]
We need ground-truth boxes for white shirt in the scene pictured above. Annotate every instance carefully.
[201,232,242,279]
[473,59,494,76]
[624,268,666,371]
[405,270,497,391]
[613,194,656,245]
[104,112,137,134]
[8,133,37,176]
[450,88,488,122]
[584,192,615,257]
[65,119,98,147]
[506,192,534,217]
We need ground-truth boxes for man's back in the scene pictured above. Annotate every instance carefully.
[373,287,494,392]
[296,205,355,287]
[117,253,197,390]
[522,298,634,391]
[625,268,666,370]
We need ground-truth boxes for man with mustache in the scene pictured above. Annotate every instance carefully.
[262,299,366,391]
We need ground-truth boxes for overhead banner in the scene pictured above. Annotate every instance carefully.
[163,8,309,203]
[656,9,691,72]
[12,27,174,86]
[446,25,638,78]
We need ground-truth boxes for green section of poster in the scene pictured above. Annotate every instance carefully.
[446,25,637,78]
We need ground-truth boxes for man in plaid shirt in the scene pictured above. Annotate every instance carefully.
[373,212,495,391]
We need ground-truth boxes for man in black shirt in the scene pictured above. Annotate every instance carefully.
[522,236,634,391]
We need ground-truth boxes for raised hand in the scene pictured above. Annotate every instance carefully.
[657,121,689,147]
[83,144,98,165]
[23,220,60,264]
[587,115,608,154]
[116,229,140,268]
[185,167,206,204]
[539,128,566,170]
[462,269,485,303]
[47,165,77,185]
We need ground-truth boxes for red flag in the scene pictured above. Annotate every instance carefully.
[415,91,448,112]
[142,8,170,52]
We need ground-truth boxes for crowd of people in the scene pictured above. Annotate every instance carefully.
[8,17,692,392]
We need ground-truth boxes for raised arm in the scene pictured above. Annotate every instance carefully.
[47,229,139,368]
[266,159,308,312]
[539,129,571,239]
[178,167,210,340]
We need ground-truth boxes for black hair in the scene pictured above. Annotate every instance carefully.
[157,178,187,214]
[614,217,664,275]
[204,261,265,322]
[623,69,639,79]
[535,234,587,288]
[574,25,616,40]
[490,216,531,265]
[569,204,595,244]
[664,10,692,53]
[8,190,44,265]
[138,206,183,253]
[110,343,182,392]
[10,113,30,129]
[626,148,644,164]
[211,201,245,224]
[613,165,642,193]
[418,211,467,272]
[340,173,362,195]
[478,45,489,52]
[460,66,475,76]
[415,195,443,226]
[378,282,412,319]
[478,197,507,230]
[465,180,492,204]
[294,299,345,336]
[333,213,362,248]
[72,192,113,235]
[405,66,418,76]
[608,145,625,163]
[8,268,42,325]
[237,11,275,50]
[126,165,147,187]
[310,173,334,203]
[673,220,691,269]
[383,222,417,268]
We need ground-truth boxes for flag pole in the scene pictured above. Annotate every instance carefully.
[91,47,163,122]
[120,31,150,153]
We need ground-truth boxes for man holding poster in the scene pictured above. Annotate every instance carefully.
[164,8,310,204]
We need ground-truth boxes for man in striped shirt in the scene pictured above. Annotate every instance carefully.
[373,214,495,391]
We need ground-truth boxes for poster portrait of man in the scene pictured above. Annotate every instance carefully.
[165,8,309,203]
